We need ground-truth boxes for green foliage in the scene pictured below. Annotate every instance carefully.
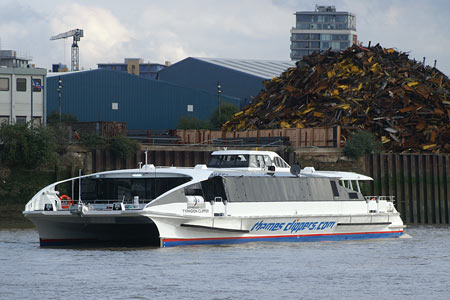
[177,115,211,129]
[210,103,240,129]
[0,168,56,205]
[80,133,107,151]
[344,130,382,159]
[47,111,78,126]
[108,135,140,159]
[0,123,57,168]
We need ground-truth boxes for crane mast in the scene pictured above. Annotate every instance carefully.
[50,29,84,71]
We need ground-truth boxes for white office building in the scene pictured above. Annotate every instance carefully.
[0,50,46,125]
[290,5,357,61]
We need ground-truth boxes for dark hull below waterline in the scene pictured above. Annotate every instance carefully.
[26,215,161,247]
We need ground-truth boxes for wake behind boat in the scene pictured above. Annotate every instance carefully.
[24,150,405,247]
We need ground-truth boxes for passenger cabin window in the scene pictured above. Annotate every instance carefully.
[330,181,339,197]
[77,176,191,201]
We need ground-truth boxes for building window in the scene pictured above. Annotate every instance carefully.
[321,41,330,48]
[16,116,27,124]
[112,103,118,110]
[0,78,9,91]
[32,79,42,92]
[292,41,310,48]
[16,78,27,92]
[0,116,9,124]
[187,105,194,112]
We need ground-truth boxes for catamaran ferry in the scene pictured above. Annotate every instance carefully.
[24,150,405,247]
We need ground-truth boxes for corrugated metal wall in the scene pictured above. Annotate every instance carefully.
[158,58,266,106]
[46,69,240,129]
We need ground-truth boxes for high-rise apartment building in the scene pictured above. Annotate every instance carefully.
[290,5,357,61]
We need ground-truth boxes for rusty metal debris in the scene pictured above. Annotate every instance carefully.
[223,44,450,153]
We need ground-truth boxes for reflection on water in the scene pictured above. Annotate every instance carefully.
[1,227,449,300]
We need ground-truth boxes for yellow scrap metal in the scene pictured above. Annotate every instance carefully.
[381,136,390,143]
[299,107,315,115]
[407,81,419,87]
[336,103,350,110]
[313,112,325,117]
[280,121,291,128]
[422,144,436,150]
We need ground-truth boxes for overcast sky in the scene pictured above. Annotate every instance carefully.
[1,0,449,75]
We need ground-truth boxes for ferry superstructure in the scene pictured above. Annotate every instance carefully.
[24,150,405,247]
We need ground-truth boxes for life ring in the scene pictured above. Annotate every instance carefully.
[60,195,72,209]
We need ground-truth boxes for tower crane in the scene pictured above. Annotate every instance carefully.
[50,29,84,71]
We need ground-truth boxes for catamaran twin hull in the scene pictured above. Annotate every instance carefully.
[26,210,404,248]
[24,150,405,248]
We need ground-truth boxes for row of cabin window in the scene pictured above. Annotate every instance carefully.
[0,78,42,92]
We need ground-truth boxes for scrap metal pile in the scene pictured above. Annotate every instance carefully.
[223,44,450,153]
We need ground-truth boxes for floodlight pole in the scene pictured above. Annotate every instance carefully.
[57,76,62,122]
[217,81,222,122]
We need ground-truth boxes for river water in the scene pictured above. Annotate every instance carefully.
[0,226,449,300]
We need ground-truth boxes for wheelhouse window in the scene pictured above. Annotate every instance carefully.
[208,154,250,168]
[208,154,274,168]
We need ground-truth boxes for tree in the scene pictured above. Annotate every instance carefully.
[210,103,239,129]
[344,130,382,159]
[47,111,78,126]
[0,123,56,168]
[177,116,210,129]
[108,135,140,159]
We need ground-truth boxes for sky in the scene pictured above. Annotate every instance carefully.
[1,0,449,75]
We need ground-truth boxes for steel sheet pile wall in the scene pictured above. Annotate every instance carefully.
[365,154,450,224]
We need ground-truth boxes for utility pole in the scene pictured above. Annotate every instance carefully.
[57,76,62,122]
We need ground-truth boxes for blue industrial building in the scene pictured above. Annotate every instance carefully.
[46,69,240,130]
[158,57,294,106]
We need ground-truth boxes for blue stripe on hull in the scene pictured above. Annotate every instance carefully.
[162,231,403,247]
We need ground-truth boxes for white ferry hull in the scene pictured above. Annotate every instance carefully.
[147,213,404,247]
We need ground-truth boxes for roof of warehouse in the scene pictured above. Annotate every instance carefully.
[192,57,295,79]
